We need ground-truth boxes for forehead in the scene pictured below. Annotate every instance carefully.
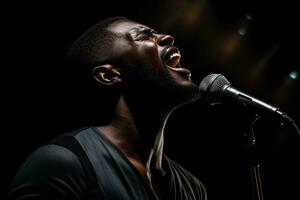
[107,20,154,35]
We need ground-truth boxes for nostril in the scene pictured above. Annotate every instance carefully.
[157,35,174,46]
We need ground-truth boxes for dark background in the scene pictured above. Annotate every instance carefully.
[3,0,300,199]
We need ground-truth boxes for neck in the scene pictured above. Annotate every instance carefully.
[96,95,174,164]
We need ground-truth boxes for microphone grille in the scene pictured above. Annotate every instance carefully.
[199,74,230,104]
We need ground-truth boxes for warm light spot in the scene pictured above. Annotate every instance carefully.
[246,15,253,20]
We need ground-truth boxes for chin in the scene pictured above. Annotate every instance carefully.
[167,80,200,107]
[179,78,196,87]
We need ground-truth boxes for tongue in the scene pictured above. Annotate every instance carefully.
[167,56,180,68]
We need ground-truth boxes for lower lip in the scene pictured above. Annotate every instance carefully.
[167,66,192,81]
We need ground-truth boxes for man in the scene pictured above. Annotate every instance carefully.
[8,17,206,200]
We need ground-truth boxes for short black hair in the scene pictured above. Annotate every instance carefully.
[65,16,127,83]
[63,16,128,127]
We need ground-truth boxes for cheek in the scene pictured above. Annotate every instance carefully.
[137,42,162,67]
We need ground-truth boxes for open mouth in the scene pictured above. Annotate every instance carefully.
[163,47,192,81]
[164,47,181,68]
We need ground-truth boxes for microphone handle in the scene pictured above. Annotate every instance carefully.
[223,85,280,115]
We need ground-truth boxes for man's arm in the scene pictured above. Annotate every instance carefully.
[7,144,88,200]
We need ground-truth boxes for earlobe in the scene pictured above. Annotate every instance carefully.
[92,64,122,85]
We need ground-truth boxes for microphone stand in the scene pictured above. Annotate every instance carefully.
[245,114,264,200]
[241,110,299,200]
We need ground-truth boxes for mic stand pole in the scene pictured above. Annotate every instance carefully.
[245,115,264,200]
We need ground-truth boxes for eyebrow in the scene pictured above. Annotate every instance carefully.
[130,26,157,35]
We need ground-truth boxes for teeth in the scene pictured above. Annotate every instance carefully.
[169,52,181,59]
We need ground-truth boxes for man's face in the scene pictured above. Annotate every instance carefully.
[107,20,199,107]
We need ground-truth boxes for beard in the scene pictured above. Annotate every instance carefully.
[120,61,200,111]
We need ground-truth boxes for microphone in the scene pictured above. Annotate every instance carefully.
[199,74,289,119]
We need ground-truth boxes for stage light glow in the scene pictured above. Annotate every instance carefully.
[289,70,298,80]
[238,27,246,36]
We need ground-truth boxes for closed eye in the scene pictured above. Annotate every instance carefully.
[136,29,157,41]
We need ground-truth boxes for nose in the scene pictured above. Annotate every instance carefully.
[156,34,175,46]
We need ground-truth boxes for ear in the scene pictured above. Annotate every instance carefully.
[92,64,122,85]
